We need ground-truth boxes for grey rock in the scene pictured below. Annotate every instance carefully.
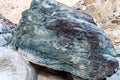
[107,57,120,80]
[0,34,8,46]
[0,13,16,33]
[0,14,16,46]
[0,47,36,80]
[10,0,119,79]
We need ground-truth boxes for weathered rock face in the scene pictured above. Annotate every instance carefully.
[0,15,36,80]
[11,0,119,79]
[73,0,120,25]
[56,0,120,51]
[0,47,36,80]
[0,13,16,46]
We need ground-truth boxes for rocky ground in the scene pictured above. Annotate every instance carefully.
[0,0,120,80]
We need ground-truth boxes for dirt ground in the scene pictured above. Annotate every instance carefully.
[0,0,32,24]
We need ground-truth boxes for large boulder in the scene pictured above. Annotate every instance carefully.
[10,0,119,79]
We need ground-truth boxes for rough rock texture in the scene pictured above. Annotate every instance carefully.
[0,0,119,51]
[0,0,119,52]
[73,0,120,25]
[52,0,120,25]
[0,13,16,46]
[0,16,36,79]
[44,0,120,53]
[0,14,74,80]
[107,57,120,80]
[57,0,120,57]
[10,0,119,79]
[0,47,36,80]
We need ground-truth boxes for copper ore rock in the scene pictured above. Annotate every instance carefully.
[10,0,119,79]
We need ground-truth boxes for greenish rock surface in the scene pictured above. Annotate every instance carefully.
[0,14,16,46]
[10,0,119,79]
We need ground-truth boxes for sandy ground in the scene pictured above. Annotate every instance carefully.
[0,0,32,24]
